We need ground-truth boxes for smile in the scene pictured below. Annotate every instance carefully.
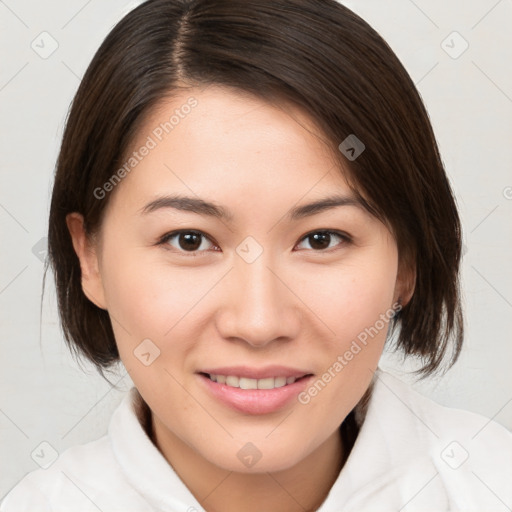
[197,372,314,415]
[205,373,301,390]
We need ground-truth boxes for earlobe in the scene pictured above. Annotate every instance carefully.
[65,213,107,310]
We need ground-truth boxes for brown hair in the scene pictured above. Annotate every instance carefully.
[46,0,463,382]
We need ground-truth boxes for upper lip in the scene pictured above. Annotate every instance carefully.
[198,365,313,380]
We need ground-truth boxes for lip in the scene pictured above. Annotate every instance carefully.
[197,371,314,415]
[198,365,311,380]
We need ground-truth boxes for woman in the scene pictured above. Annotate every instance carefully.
[2,0,511,510]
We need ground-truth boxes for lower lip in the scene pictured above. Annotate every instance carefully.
[197,373,314,415]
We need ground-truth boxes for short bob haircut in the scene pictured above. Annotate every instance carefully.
[46,0,463,381]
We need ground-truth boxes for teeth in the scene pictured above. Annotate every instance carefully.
[208,374,298,389]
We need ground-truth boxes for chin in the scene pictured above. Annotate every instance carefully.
[203,441,306,474]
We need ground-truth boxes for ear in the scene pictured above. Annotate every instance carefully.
[393,255,416,308]
[66,212,107,310]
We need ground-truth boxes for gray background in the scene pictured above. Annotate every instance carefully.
[1,0,511,500]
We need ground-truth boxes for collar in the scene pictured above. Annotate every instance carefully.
[108,387,205,512]
[317,368,451,511]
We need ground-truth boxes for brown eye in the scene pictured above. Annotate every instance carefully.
[178,232,203,251]
[161,230,215,253]
[296,231,350,251]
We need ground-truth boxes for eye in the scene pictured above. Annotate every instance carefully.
[159,230,218,254]
[158,229,351,255]
[295,230,351,251]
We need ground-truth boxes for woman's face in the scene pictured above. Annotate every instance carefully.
[69,85,408,473]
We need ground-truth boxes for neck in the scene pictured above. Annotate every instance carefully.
[134,386,373,512]
[152,414,347,512]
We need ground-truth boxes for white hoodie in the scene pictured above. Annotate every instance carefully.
[1,369,511,511]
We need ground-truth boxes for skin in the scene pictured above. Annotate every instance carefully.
[67,84,414,512]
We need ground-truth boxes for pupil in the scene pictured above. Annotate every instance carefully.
[180,232,201,251]
[310,232,330,250]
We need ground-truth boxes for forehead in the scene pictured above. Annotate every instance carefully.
[106,85,355,218]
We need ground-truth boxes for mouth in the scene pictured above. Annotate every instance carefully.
[196,369,315,415]
[198,372,313,390]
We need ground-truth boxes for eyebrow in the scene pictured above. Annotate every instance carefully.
[139,193,364,222]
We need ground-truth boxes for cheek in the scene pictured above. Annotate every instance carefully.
[101,252,204,396]
[99,247,225,382]
[299,247,398,416]
[102,237,398,349]
[101,248,204,335]
[294,253,398,346]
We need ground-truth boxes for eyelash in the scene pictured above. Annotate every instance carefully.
[157,229,352,256]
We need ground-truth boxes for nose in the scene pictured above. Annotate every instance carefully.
[216,254,301,348]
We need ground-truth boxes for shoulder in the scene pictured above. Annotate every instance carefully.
[374,370,512,510]
[0,435,144,512]
[0,392,147,512]
[378,369,512,454]
[0,475,52,511]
